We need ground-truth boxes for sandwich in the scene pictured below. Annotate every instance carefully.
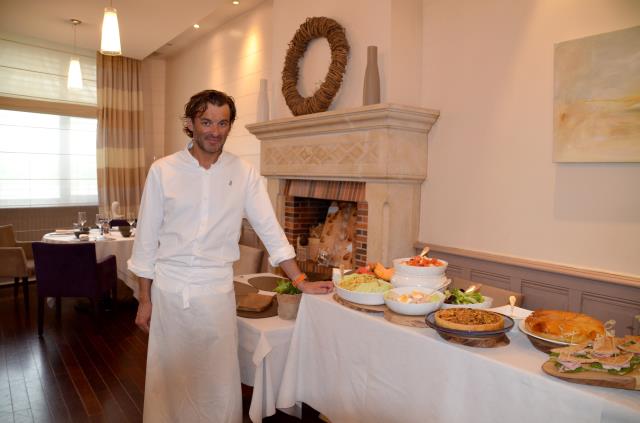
[549,334,640,375]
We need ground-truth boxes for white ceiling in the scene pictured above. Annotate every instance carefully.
[0,0,264,59]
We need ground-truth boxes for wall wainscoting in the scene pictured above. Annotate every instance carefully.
[416,242,640,336]
[0,205,99,241]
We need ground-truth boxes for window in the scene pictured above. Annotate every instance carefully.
[0,37,98,208]
[0,109,97,208]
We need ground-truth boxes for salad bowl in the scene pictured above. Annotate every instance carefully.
[440,288,493,309]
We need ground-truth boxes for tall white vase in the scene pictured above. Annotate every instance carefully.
[257,78,270,121]
[363,46,380,105]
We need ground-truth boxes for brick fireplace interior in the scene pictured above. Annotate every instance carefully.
[282,180,368,278]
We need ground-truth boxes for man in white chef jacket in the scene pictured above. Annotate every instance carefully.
[128,89,333,422]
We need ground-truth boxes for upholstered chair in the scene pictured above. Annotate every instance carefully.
[233,244,265,276]
[32,242,117,336]
[0,224,35,309]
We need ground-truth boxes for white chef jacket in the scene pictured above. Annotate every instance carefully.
[128,143,295,422]
[128,143,295,285]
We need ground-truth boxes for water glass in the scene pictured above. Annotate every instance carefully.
[78,212,87,228]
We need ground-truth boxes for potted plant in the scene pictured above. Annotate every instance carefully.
[275,278,302,320]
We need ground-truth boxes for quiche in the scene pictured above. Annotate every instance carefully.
[524,310,604,343]
[434,308,505,332]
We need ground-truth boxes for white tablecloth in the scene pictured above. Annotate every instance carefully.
[277,294,640,423]
[234,273,296,423]
[42,230,137,296]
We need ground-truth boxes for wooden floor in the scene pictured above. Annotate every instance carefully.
[0,283,303,423]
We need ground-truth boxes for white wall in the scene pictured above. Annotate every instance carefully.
[141,57,166,170]
[164,0,274,169]
[270,0,423,118]
[420,0,640,276]
[160,0,639,277]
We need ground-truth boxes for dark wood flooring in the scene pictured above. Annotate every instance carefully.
[0,283,304,423]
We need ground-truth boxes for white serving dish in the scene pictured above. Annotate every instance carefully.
[393,257,448,277]
[391,273,450,291]
[335,283,389,306]
[384,287,445,316]
[440,296,493,309]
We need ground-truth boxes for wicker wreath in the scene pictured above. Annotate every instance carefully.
[282,17,350,116]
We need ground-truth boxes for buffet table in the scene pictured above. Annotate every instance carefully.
[277,294,640,423]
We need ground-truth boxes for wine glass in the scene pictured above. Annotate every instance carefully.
[95,213,107,235]
[78,212,87,229]
[126,210,137,228]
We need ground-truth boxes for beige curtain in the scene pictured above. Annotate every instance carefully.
[96,53,146,218]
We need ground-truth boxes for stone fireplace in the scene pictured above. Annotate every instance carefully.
[246,103,439,272]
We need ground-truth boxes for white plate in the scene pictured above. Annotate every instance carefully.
[391,274,450,290]
[335,284,387,305]
[517,320,573,346]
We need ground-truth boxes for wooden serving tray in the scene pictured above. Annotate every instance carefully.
[333,294,386,313]
[383,309,428,328]
[542,360,640,391]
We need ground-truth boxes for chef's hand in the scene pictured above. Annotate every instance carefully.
[299,280,334,294]
[135,299,152,333]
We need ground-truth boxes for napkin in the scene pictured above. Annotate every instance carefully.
[54,229,75,234]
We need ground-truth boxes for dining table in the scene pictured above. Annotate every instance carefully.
[234,273,297,422]
[42,229,138,297]
[276,293,640,423]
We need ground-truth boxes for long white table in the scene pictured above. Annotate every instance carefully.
[277,294,640,423]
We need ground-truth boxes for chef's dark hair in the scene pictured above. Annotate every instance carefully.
[182,89,237,138]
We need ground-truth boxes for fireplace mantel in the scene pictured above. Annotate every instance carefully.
[246,103,440,265]
[246,103,439,182]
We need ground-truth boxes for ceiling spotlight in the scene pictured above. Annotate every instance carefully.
[193,24,200,29]
[67,19,83,89]
[233,1,240,5]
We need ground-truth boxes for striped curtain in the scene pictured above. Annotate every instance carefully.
[96,53,146,217]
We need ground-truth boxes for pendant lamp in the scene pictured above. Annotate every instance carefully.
[100,1,122,55]
[67,19,83,89]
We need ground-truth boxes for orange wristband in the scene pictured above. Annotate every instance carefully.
[292,273,307,288]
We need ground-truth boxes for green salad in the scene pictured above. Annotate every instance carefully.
[444,288,484,304]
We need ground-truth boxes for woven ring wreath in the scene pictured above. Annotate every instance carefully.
[282,17,350,116]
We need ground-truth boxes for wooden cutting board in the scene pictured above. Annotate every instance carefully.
[383,309,428,328]
[333,294,386,313]
[236,293,274,312]
[542,360,640,391]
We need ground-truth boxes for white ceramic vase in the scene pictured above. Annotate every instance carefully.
[257,78,270,121]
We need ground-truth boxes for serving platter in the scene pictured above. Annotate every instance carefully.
[518,320,575,353]
[383,308,428,328]
[542,360,640,391]
[425,311,514,348]
[333,294,386,313]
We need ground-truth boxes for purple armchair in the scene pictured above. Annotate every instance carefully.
[32,242,117,336]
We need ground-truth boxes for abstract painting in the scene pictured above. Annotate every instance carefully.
[554,25,640,162]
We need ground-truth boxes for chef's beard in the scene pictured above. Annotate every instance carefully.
[193,133,226,155]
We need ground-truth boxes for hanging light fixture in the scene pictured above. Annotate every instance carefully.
[100,1,122,55]
[67,19,83,89]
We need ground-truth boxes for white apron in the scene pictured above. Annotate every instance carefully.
[143,264,242,423]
